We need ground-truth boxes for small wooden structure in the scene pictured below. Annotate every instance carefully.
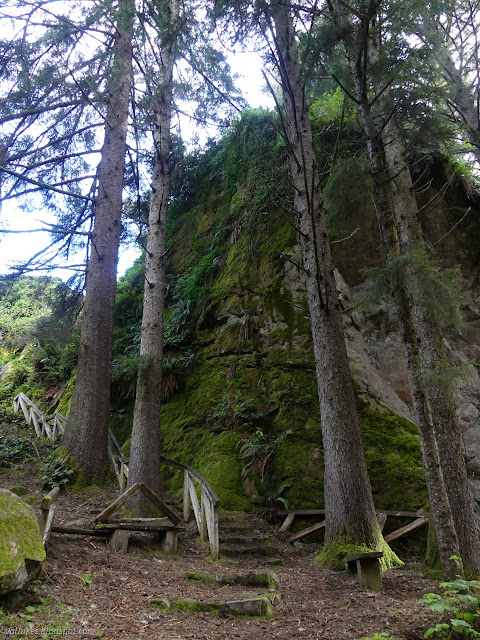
[14,393,221,558]
[345,552,384,591]
[94,482,183,554]
[279,509,428,545]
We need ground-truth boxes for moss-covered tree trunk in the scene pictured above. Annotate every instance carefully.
[62,0,134,483]
[344,60,462,581]
[268,2,389,565]
[382,115,480,577]
[333,3,477,578]
[127,0,179,514]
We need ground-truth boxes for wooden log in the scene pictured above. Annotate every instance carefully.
[289,520,325,543]
[279,513,295,533]
[384,516,429,543]
[51,526,110,536]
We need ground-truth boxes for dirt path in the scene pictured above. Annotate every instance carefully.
[0,465,440,640]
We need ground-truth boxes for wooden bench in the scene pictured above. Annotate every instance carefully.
[344,552,383,591]
[97,517,183,554]
[49,482,184,555]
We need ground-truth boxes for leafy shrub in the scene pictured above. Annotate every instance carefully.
[0,435,36,467]
[39,451,77,489]
[421,578,480,638]
[238,427,292,480]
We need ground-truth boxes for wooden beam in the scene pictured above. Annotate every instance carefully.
[384,516,429,543]
[95,482,181,525]
[289,520,325,543]
[140,483,181,525]
[51,525,109,536]
[97,521,183,532]
[279,513,295,533]
[277,508,426,519]
[39,486,60,547]
[95,482,143,523]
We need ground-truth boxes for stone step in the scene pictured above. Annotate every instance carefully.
[149,595,274,617]
[221,543,280,558]
[219,535,265,545]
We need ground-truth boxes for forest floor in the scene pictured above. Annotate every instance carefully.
[0,462,443,640]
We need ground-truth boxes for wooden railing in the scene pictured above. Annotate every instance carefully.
[14,392,220,558]
[14,392,66,439]
[160,455,220,559]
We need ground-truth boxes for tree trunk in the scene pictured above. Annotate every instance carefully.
[127,0,179,514]
[382,115,480,576]
[334,5,464,579]
[62,0,134,483]
[269,3,385,564]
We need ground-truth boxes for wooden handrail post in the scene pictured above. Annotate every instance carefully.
[183,469,191,522]
[39,486,60,547]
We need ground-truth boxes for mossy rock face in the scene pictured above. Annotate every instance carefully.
[56,373,76,417]
[0,489,46,595]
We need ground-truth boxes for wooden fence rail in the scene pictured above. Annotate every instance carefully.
[13,392,220,558]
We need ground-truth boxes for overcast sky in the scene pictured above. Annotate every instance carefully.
[0,49,273,280]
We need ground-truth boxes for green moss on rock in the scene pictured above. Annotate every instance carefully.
[56,373,76,417]
[193,431,252,511]
[0,489,46,594]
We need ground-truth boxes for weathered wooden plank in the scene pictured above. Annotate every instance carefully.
[183,469,191,522]
[106,517,171,525]
[376,512,387,532]
[279,513,295,533]
[277,508,425,519]
[188,475,204,540]
[202,485,219,558]
[95,483,144,523]
[95,482,181,525]
[97,522,183,532]
[39,486,60,546]
[159,455,220,507]
[289,520,325,543]
[51,526,110,536]
[384,516,429,543]
[140,483,181,525]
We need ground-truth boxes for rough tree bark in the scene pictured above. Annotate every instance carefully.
[127,0,180,514]
[333,1,478,578]
[268,1,389,565]
[382,115,480,576]
[62,0,134,483]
